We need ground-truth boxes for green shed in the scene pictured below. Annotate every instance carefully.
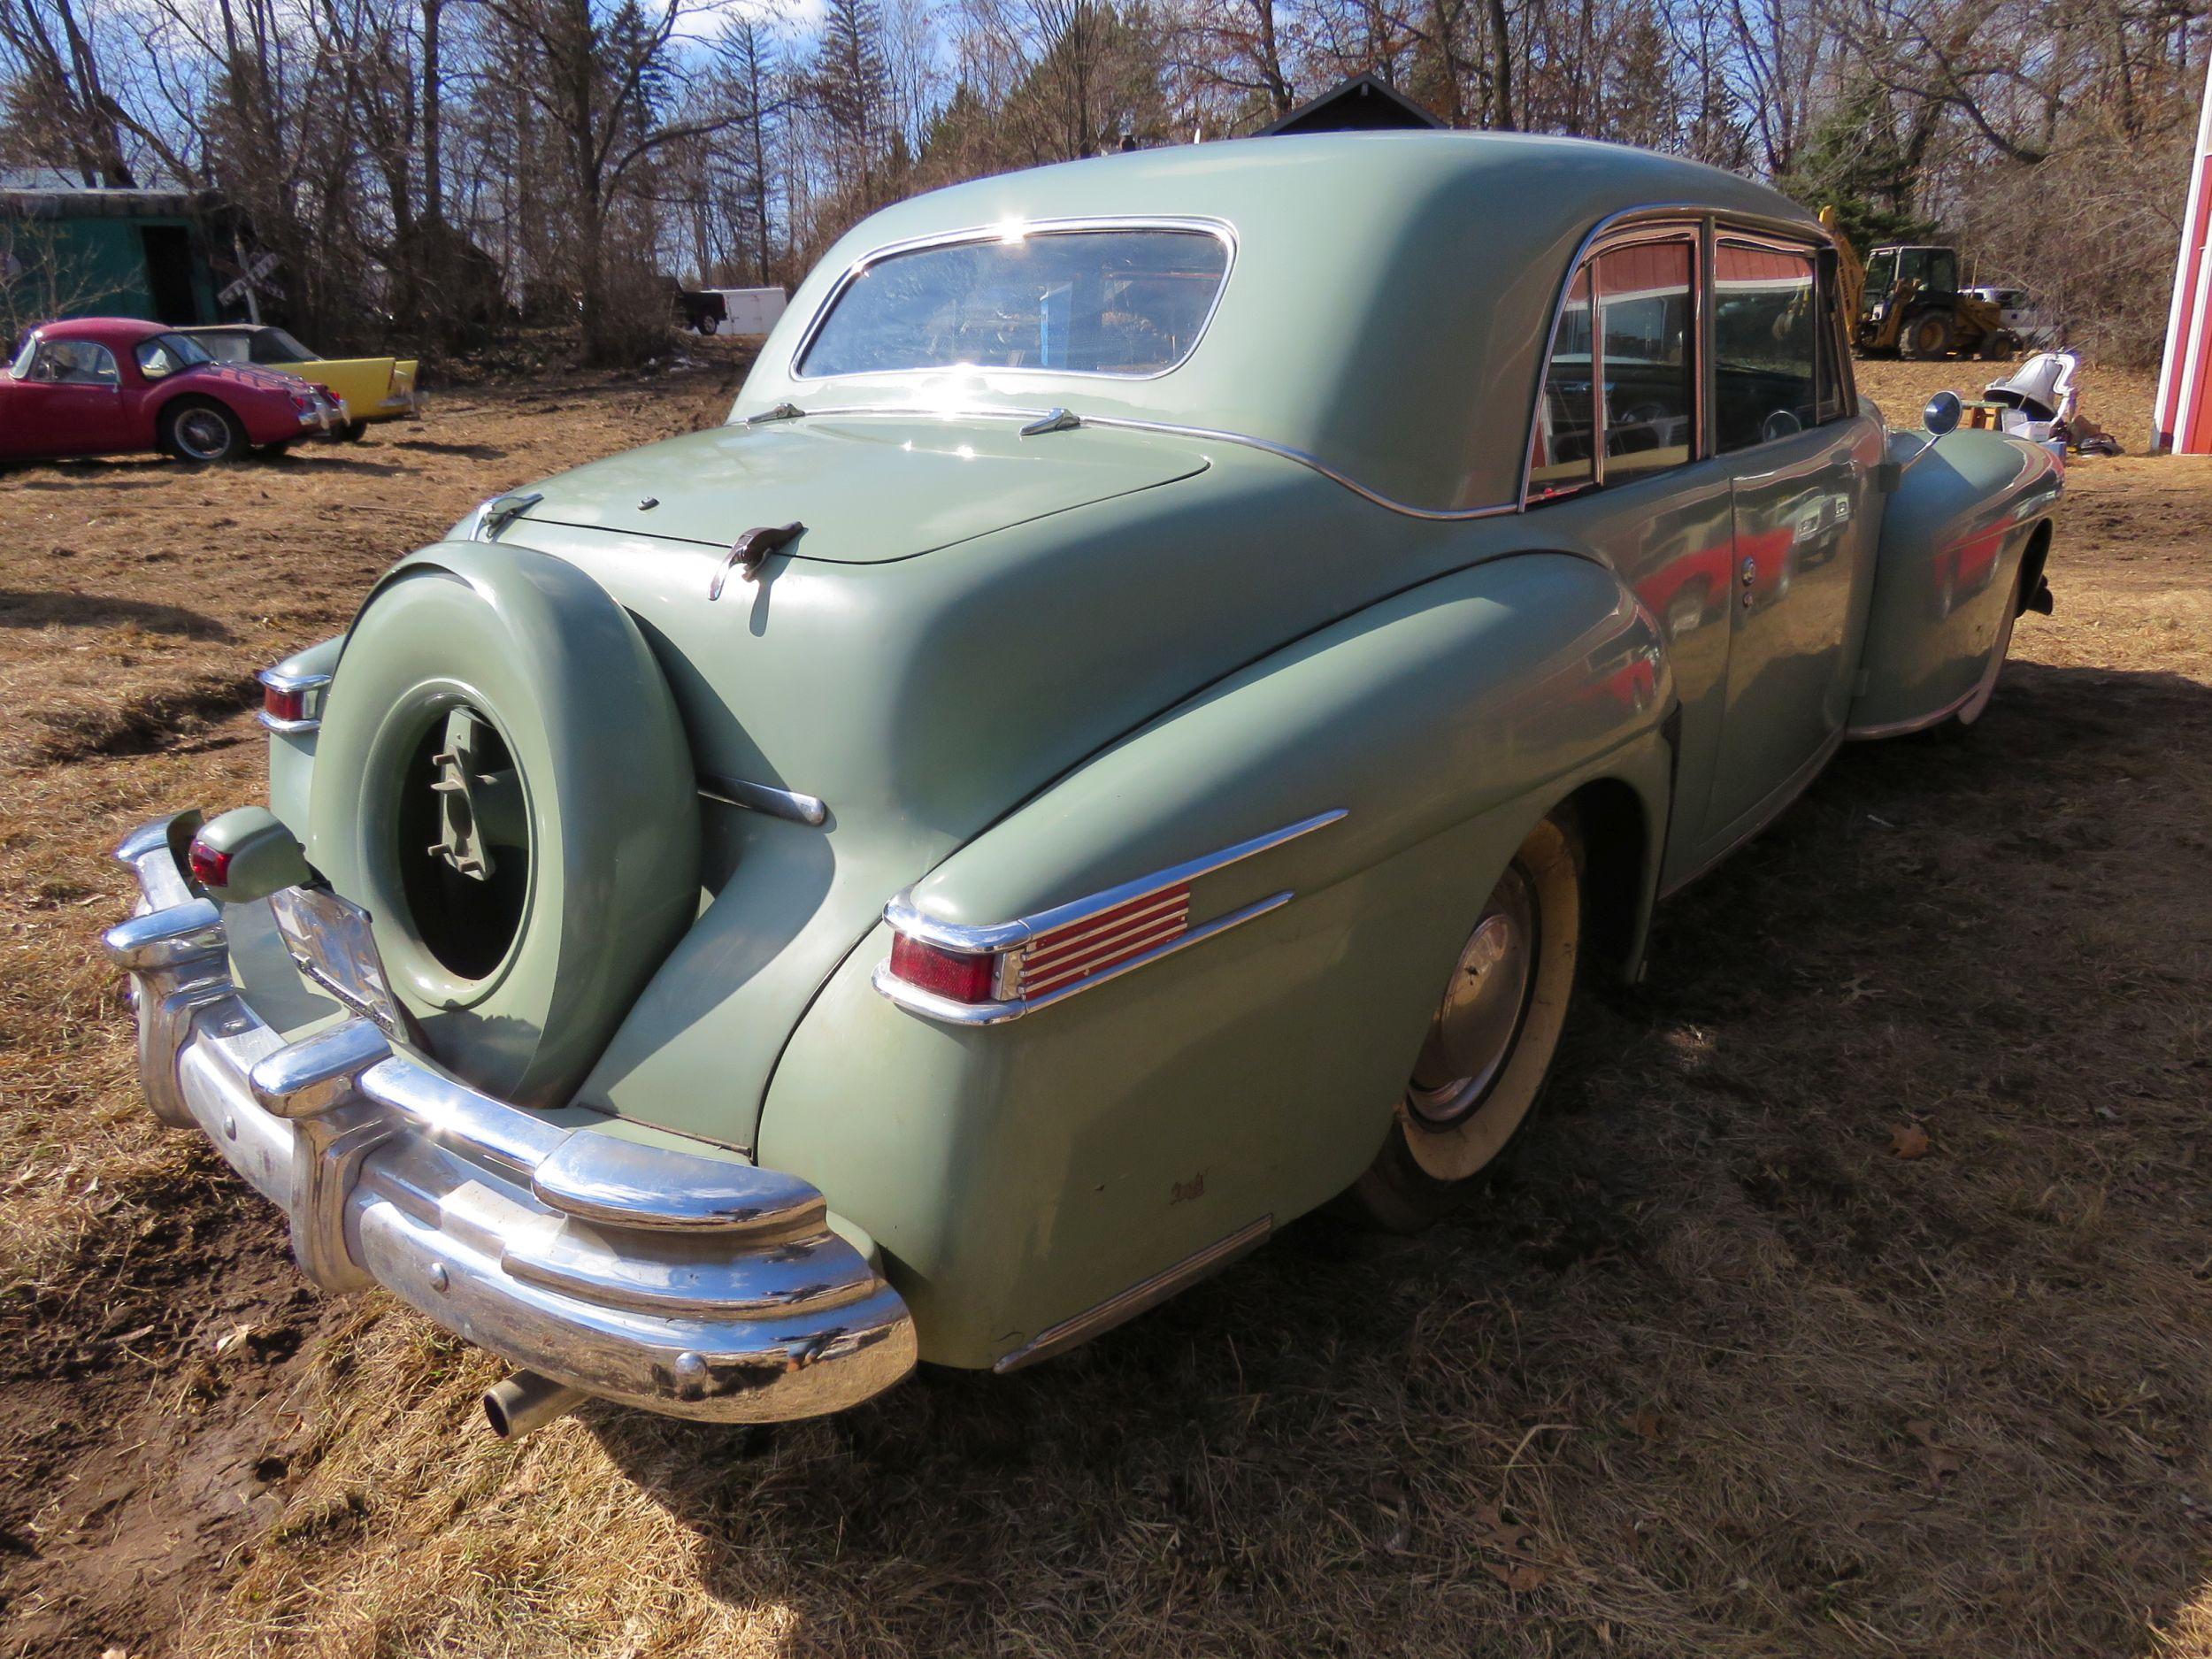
[1,177,221,329]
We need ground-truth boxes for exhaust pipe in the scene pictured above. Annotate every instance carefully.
[483,1371,588,1439]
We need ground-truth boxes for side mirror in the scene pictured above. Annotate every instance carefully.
[1923,391,1962,436]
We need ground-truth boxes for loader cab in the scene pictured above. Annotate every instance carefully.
[1862,246,1958,313]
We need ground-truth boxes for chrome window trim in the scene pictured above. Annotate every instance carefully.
[255,665,332,735]
[726,401,1524,522]
[788,216,1240,386]
[1518,202,1834,509]
[875,807,1347,1024]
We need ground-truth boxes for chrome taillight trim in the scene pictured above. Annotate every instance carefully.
[872,891,1293,1027]
[255,665,332,735]
[873,809,1345,1025]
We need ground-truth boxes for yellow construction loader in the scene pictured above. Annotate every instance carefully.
[1820,208,2016,360]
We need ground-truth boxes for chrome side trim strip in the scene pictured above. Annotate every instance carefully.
[699,773,829,826]
[1844,684,1978,741]
[992,1215,1273,1373]
[873,890,1293,1026]
[882,808,1346,956]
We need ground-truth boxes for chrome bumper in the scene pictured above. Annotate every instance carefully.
[103,815,917,1423]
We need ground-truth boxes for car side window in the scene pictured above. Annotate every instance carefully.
[1715,242,1818,453]
[30,340,119,387]
[1527,265,1595,502]
[135,339,185,378]
[1594,241,1694,481]
[197,335,249,364]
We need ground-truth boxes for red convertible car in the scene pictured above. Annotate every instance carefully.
[0,317,343,465]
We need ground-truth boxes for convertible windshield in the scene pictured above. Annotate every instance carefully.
[798,227,1230,379]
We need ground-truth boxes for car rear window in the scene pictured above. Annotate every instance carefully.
[797,227,1231,380]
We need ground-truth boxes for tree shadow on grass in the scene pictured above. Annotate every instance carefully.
[0,588,232,638]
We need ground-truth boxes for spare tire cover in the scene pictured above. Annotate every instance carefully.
[307,541,700,1107]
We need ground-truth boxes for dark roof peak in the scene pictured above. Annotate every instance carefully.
[1256,73,1448,137]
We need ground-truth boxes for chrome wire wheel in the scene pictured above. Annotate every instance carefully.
[167,404,240,462]
[1404,867,1538,1127]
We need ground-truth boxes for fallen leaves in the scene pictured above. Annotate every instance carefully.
[1907,1419,1963,1486]
[1889,1124,1932,1160]
[1474,1502,1551,1593]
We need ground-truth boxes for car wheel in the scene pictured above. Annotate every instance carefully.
[1348,810,1583,1233]
[159,400,247,464]
[338,419,370,442]
[1905,311,1955,360]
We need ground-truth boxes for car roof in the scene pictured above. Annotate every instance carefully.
[36,316,169,343]
[179,324,262,335]
[737,132,1822,514]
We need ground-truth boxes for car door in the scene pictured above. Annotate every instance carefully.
[1703,240,1882,831]
[0,339,128,457]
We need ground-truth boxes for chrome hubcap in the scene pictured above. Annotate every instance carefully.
[1406,867,1537,1127]
[176,411,229,459]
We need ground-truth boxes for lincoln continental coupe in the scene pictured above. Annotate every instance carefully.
[104,134,2060,1437]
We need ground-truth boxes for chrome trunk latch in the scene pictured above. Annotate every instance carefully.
[1020,407,1081,437]
[710,522,806,597]
[473,490,542,541]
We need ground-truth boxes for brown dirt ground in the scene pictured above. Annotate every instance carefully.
[1,349,2208,1659]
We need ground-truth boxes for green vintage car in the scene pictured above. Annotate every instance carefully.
[105,133,2060,1437]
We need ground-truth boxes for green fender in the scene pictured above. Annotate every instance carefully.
[1848,428,2062,735]
[758,550,1675,1368]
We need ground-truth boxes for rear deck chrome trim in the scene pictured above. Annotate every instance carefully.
[992,1215,1272,1372]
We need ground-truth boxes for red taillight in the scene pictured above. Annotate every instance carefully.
[263,681,310,724]
[188,835,232,889]
[887,933,998,1003]
[1017,884,1189,999]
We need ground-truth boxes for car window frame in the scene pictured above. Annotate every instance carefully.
[31,338,121,388]
[1709,227,1856,449]
[787,215,1239,386]
[1522,218,1704,504]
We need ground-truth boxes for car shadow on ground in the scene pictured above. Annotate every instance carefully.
[575,655,2212,1654]
[258,454,409,477]
[388,438,508,460]
[0,589,233,638]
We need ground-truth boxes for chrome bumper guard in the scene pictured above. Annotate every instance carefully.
[104,815,917,1423]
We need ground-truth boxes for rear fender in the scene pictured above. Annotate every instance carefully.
[1849,428,2061,736]
[757,550,1674,1368]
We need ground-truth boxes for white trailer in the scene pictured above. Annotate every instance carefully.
[697,288,787,337]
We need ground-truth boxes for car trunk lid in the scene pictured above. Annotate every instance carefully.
[508,414,1209,564]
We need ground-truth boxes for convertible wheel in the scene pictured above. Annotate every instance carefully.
[159,400,247,464]
[338,419,371,443]
[1349,810,1583,1233]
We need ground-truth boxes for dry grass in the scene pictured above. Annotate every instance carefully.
[3,351,2209,1658]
